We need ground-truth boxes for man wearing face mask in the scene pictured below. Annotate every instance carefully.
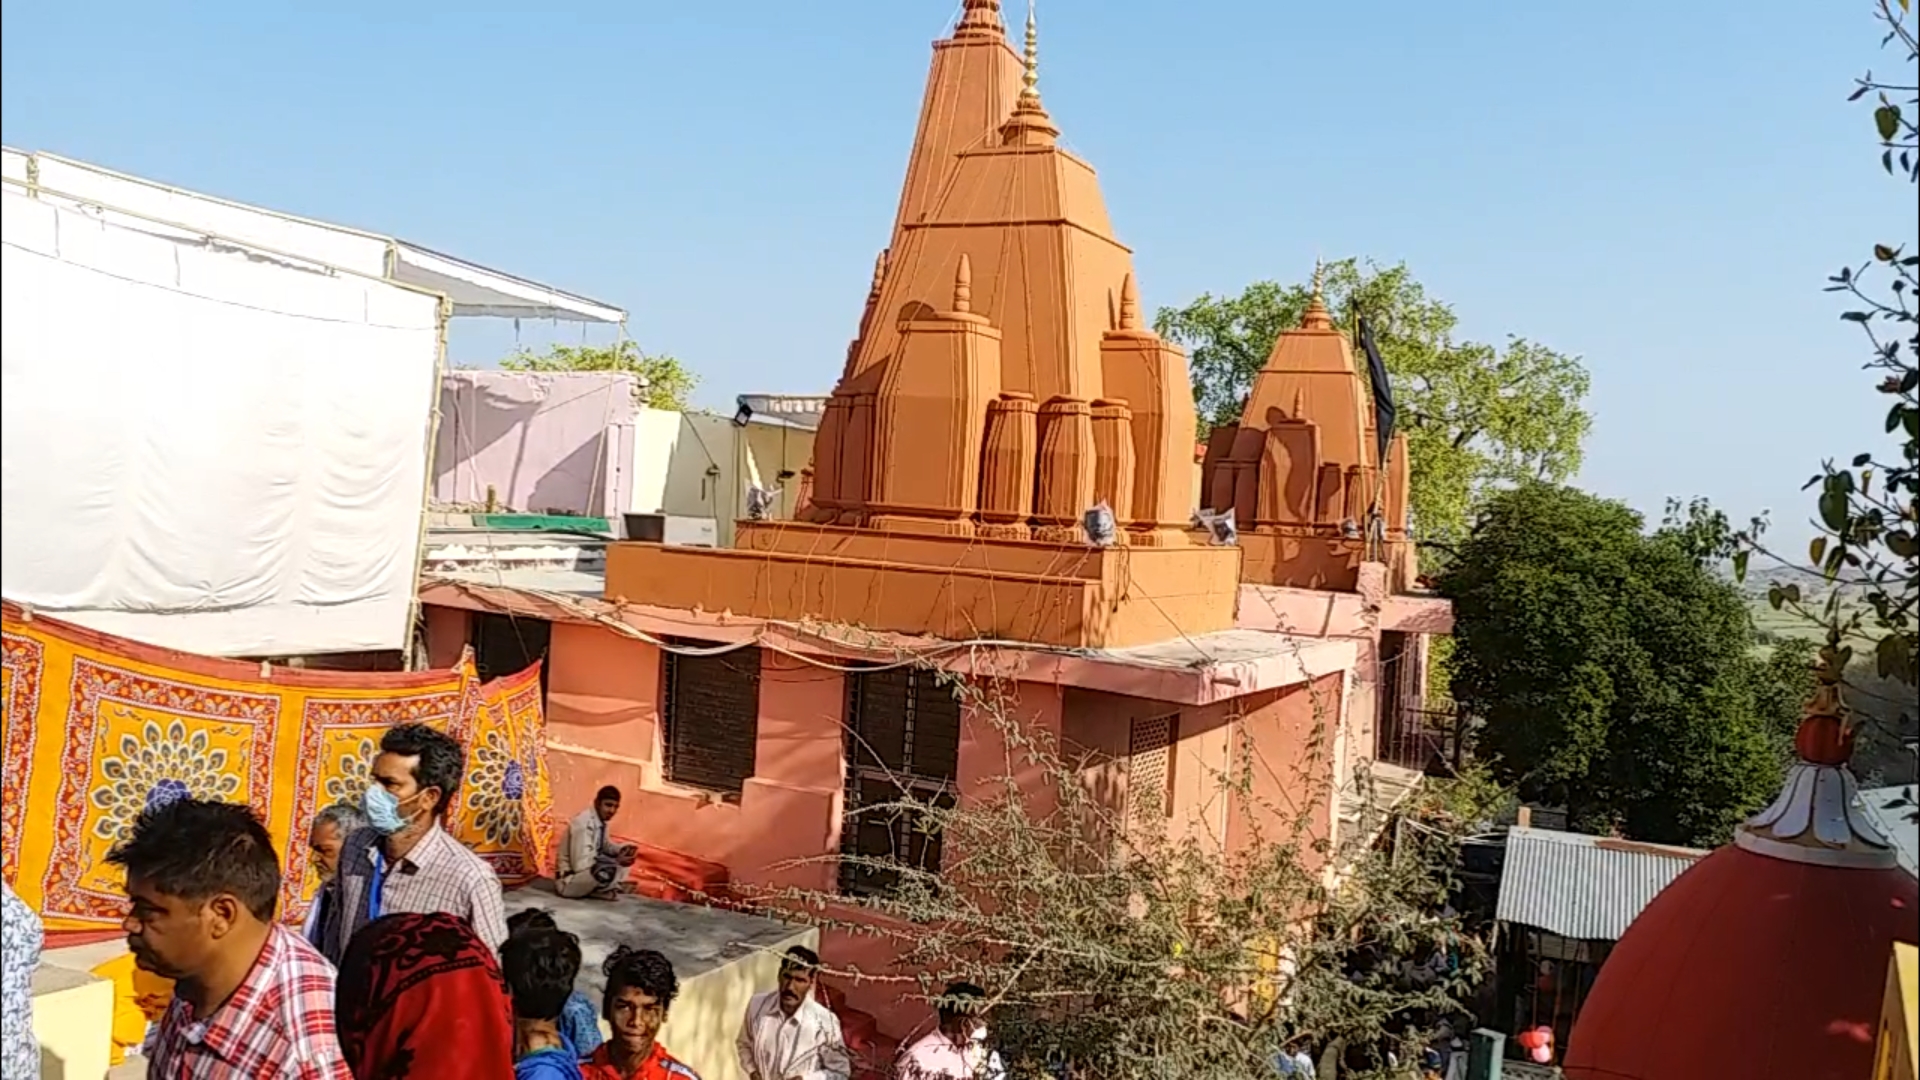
[319,723,509,965]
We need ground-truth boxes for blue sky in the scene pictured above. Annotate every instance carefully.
[3,1,1909,549]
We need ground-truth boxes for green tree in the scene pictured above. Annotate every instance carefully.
[1737,0,1917,694]
[1438,483,1785,847]
[498,340,699,412]
[1154,259,1592,546]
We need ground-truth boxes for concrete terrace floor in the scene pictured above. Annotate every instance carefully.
[51,886,811,1079]
[504,880,809,1002]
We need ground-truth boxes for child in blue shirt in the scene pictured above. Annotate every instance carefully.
[503,923,587,1080]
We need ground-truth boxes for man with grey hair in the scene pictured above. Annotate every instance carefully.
[304,800,367,958]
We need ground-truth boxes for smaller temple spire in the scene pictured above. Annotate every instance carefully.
[1291,386,1306,420]
[1000,0,1059,145]
[953,254,973,314]
[1118,273,1141,330]
[954,0,1005,40]
[1301,258,1335,330]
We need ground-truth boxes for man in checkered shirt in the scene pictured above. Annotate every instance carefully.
[110,798,350,1079]
[319,723,509,965]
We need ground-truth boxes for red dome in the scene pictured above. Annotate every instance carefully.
[1563,843,1918,1080]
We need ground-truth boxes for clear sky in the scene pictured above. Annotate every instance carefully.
[3,1,1909,548]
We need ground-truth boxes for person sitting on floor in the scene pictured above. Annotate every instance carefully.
[580,946,699,1080]
[504,924,588,1080]
[556,786,638,900]
[508,908,603,1059]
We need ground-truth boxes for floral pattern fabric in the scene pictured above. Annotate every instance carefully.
[0,603,553,937]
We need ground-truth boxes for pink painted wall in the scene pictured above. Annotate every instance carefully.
[434,370,637,517]
[420,609,1343,1037]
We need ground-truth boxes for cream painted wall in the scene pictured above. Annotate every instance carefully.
[30,965,115,1080]
[628,408,817,548]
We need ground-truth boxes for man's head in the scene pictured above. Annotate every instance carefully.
[602,946,678,1050]
[777,946,820,1015]
[502,925,582,1024]
[593,785,622,824]
[107,798,281,981]
[506,907,558,937]
[308,801,367,882]
[936,981,988,1044]
[367,723,464,832]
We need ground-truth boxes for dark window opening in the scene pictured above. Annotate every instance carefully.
[472,612,551,702]
[839,666,961,897]
[661,643,762,795]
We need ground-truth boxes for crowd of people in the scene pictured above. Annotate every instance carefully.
[0,722,1012,1080]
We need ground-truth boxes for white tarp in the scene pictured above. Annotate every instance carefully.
[1,148,626,324]
[1,186,442,656]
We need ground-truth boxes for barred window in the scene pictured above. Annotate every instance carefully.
[839,666,960,897]
[661,644,761,795]
[1126,712,1179,824]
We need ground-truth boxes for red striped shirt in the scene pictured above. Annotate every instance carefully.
[147,925,351,1080]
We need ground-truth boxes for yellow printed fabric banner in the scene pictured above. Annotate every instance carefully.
[0,603,552,938]
[448,662,556,885]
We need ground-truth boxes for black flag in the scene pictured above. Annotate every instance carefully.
[1358,315,1396,463]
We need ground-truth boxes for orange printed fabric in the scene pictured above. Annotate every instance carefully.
[0,603,553,938]
[447,663,555,886]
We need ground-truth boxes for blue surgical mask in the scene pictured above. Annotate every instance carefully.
[361,785,408,834]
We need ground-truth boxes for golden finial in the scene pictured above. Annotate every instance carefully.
[953,254,973,314]
[1022,0,1040,101]
[1302,259,1334,330]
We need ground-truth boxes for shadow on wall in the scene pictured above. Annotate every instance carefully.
[434,371,638,516]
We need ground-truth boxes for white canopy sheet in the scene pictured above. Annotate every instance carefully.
[1,148,625,324]
[1,187,442,656]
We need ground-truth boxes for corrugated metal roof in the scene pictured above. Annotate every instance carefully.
[1860,785,1919,877]
[1495,826,1706,940]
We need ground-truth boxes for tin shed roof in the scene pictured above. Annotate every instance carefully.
[1495,825,1706,941]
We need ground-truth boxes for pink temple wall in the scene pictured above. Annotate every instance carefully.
[420,610,1349,1037]
[433,370,638,517]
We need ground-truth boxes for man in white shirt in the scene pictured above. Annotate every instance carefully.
[736,947,851,1080]
[895,982,1006,1080]
[556,785,638,900]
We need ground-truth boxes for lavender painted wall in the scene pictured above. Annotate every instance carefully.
[434,371,636,517]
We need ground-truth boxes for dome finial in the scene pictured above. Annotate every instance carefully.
[1301,259,1334,330]
[1022,0,1040,102]
[955,0,1005,39]
[998,0,1059,145]
[1735,651,1895,867]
